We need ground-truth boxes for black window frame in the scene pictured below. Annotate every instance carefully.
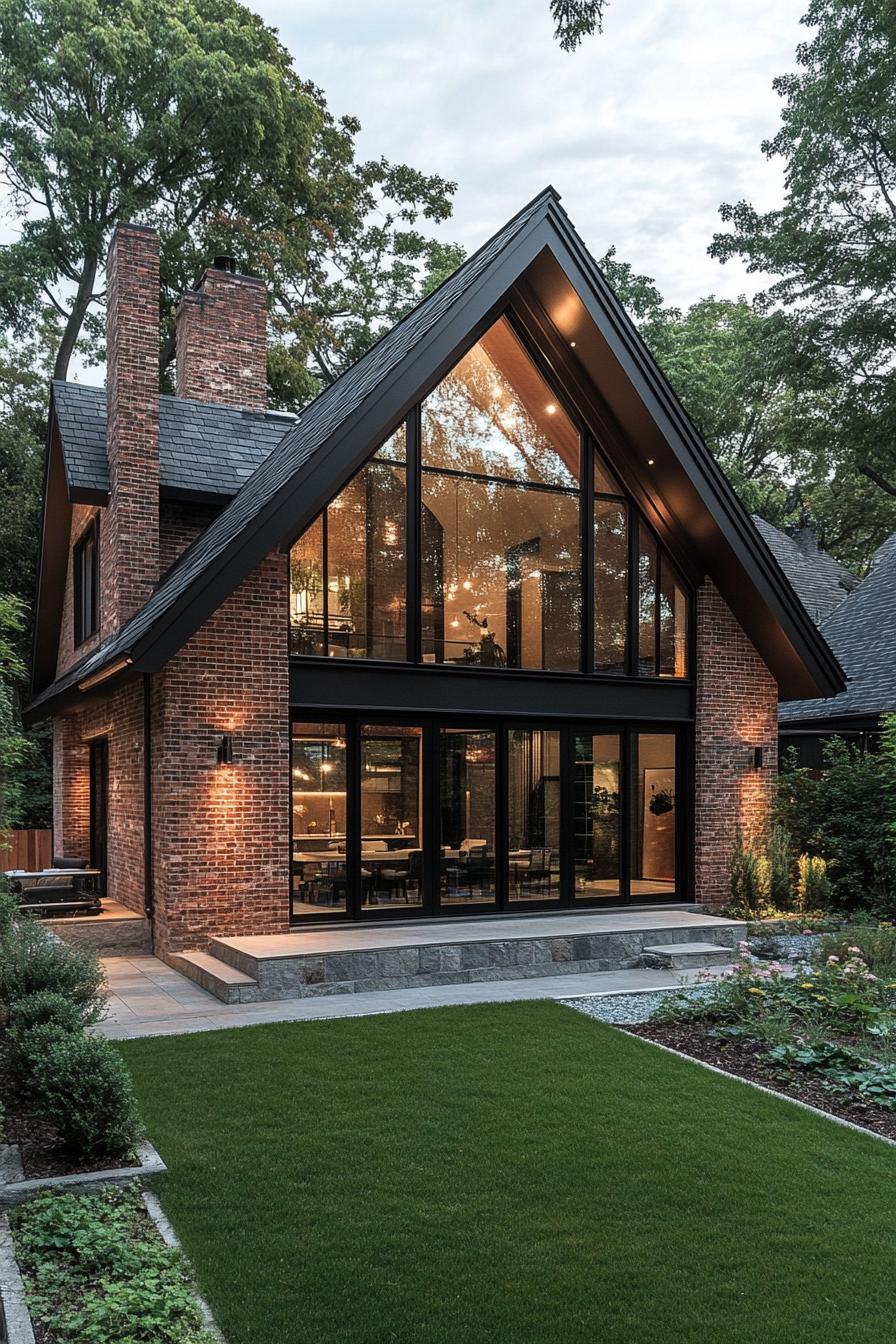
[288,708,688,925]
[287,300,694,684]
[73,518,100,648]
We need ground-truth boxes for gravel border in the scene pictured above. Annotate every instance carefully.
[562,984,711,1024]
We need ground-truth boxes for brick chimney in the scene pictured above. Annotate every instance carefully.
[175,258,267,409]
[104,223,160,630]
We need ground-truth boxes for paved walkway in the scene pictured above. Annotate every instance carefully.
[98,954,715,1041]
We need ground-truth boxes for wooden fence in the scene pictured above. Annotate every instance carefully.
[1,829,52,871]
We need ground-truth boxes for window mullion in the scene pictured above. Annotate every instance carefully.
[582,435,594,675]
[406,405,421,664]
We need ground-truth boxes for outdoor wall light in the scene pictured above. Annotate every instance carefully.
[217,734,234,766]
[753,745,764,769]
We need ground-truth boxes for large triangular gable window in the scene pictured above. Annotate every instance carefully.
[289,311,690,679]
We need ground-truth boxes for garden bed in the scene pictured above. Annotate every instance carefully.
[625,1021,896,1141]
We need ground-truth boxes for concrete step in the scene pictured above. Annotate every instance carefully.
[168,950,261,1004]
[641,942,735,969]
[207,918,747,1002]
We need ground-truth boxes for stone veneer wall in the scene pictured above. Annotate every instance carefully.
[694,579,779,905]
[51,680,146,915]
[149,549,290,954]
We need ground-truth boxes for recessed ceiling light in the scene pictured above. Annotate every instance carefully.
[647,458,655,466]
[545,403,557,415]
[570,340,576,348]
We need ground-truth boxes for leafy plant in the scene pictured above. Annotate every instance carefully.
[767,825,793,910]
[817,927,896,979]
[10,1185,215,1344]
[17,1025,142,1161]
[797,854,832,911]
[0,913,105,1015]
[728,830,769,916]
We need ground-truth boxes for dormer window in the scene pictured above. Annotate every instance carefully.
[74,519,99,646]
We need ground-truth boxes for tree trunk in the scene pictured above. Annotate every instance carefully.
[52,255,99,381]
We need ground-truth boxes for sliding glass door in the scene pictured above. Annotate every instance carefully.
[289,717,685,921]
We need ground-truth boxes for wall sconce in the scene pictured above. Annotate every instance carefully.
[217,734,234,766]
[752,746,764,769]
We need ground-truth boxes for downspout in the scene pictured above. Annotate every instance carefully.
[143,673,154,937]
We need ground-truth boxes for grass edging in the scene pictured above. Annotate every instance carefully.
[618,1026,896,1148]
[141,1188,224,1342]
[0,1213,35,1344]
[0,1138,166,1209]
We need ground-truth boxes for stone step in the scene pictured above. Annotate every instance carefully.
[168,950,261,1004]
[641,942,735,969]
[206,919,746,1002]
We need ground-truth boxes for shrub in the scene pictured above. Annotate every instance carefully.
[17,1025,142,1162]
[797,854,831,910]
[8,989,95,1035]
[728,831,768,916]
[817,927,896,979]
[0,916,105,1016]
[767,825,793,909]
[778,736,896,913]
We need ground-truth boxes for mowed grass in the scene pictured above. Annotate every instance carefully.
[119,1001,896,1344]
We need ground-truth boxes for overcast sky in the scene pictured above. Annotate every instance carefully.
[257,0,807,309]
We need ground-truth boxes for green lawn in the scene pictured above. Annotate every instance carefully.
[119,1002,896,1344]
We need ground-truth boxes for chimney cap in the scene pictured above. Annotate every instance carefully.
[212,255,238,274]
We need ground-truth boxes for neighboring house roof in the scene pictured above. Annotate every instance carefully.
[27,186,846,721]
[779,533,896,727]
[52,381,296,502]
[751,517,859,626]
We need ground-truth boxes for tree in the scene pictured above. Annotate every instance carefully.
[0,595,29,831]
[711,0,896,510]
[0,0,458,400]
[599,246,896,570]
[550,0,608,50]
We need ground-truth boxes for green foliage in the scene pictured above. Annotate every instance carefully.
[778,738,896,912]
[711,0,896,533]
[728,829,769,917]
[10,1185,214,1344]
[798,853,832,910]
[17,1024,142,1160]
[818,927,896,978]
[8,988,94,1035]
[0,0,458,395]
[0,912,105,1015]
[550,0,607,50]
[768,825,794,909]
[0,592,28,831]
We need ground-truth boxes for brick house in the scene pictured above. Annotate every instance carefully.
[27,188,843,963]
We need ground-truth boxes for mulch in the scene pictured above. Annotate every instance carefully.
[626,1021,896,1143]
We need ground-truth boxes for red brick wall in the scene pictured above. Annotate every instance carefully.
[150,549,289,953]
[694,580,779,905]
[104,223,160,631]
[51,682,146,914]
[56,505,103,677]
[159,501,222,575]
[175,268,267,410]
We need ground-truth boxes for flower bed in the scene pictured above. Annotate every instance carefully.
[8,1184,216,1344]
[630,932,896,1141]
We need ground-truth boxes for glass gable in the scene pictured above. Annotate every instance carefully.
[288,310,690,679]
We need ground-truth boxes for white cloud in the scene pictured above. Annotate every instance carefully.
[259,0,807,308]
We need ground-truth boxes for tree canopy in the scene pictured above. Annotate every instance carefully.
[0,0,460,399]
[711,0,896,511]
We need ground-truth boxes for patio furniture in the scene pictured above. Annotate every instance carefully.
[5,860,102,916]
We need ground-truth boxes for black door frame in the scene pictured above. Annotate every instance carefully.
[88,737,109,897]
[289,710,689,925]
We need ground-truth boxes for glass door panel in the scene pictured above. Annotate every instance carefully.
[439,729,497,908]
[573,734,621,900]
[507,728,561,903]
[291,722,348,918]
[360,725,423,911]
[633,733,677,897]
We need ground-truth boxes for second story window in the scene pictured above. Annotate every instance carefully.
[74,520,99,646]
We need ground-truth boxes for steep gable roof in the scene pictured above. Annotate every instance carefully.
[53,381,295,502]
[26,187,845,720]
[779,534,896,725]
[751,517,859,626]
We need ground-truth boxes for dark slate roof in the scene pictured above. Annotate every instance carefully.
[52,381,296,499]
[779,534,896,724]
[29,188,552,714]
[752,517,859,626]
